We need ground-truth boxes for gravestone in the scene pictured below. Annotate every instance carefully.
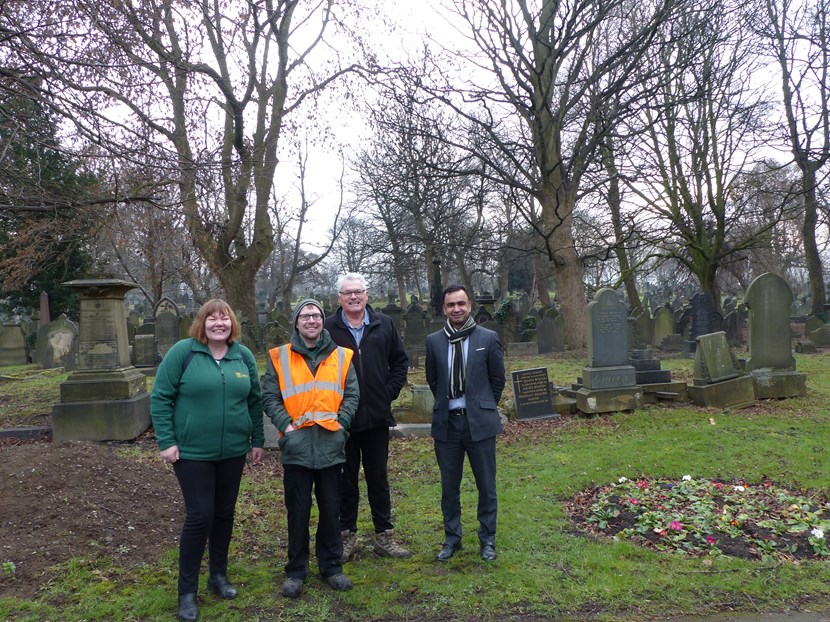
[403,311,429,350]
[536,317,562,354]
[744,273,795,371]
[52,278,151,442]
[809,324,830,346]
[154,297,180,357]
[132,334,160,369]
[687,292,716,354]
[482,320,504,343]
[381,300,404,333]
[743,273,806,399]
[178,314,193,340]
[136,319,155,337]
[575,288,640,414]
[687,331,755,409]
[34,314,78,370]
[511,367,559,420]
[723,311,740,346]
[634,312,653,349]
[652,307,674,349]
[804,314,824,338]
[795,340,817,354]
[0,324,27,366]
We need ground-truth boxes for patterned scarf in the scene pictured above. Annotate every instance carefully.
[444,315,477,399]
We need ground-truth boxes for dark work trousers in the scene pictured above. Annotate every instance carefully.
[173,454,246,595]
[283,463,343,579]
[434,414,497,548]
[339,426,393,533]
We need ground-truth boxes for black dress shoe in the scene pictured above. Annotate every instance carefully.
[480,544,497,561]
[177,593,199,622]
[208,574,238,599]
[435,543,461,561]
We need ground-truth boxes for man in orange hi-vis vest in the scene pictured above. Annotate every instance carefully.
[263,299,359,599]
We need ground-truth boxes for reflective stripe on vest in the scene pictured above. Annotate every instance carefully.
[269,344,353,432]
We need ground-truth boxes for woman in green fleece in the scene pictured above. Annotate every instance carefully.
[151,299,264,622]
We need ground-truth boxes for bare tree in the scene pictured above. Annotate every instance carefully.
[756,0,830,315]
[3,0,367,329]
[422,0,692,348]
[622,0,782,312]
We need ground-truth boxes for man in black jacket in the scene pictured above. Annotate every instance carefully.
[325,273,411,561]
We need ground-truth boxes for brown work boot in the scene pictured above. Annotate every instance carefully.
[340,530,360,563]
[373,529,412,558]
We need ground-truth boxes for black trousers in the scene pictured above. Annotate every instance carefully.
[340,426,393,533]
[283,463,343,579]
[434,414,497,548]
[173,454,246,595]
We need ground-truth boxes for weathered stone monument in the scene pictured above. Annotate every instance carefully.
[575,288,641,414]
[0,323,28,366]
[743,273,807,399]
[652,306,675,350]
[687,331,756,409]
[536,316,563,354]
[153,296,180,357]
[39,291,51,325]
[52,278,151,441]
[34,314,78,370]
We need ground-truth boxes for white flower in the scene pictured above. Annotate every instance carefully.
[618,477,628,484]
[682,475,692,481]
[811,528,824,540]
[733,485,745,492]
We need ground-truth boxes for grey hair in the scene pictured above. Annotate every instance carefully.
[336,273,369,292]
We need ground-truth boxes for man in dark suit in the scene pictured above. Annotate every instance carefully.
[425,285,505,562]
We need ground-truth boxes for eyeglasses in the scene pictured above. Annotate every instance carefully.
[297,313,323,322]
[338,289,366,297]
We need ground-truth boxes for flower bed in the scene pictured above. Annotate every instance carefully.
[569,476,830,561]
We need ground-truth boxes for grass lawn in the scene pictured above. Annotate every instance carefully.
[1,351,829,621]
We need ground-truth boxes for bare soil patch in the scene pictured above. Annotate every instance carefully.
[0,433,182,599]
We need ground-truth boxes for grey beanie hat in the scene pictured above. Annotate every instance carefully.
[292,299,325,328]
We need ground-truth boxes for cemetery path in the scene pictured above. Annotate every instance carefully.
[0,434,183,599]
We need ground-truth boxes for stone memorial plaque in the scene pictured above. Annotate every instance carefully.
[78,301,122,368]
[696,332,739,383]
[511,367,557,419]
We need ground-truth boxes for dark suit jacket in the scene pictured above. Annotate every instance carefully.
[425,325,506,443]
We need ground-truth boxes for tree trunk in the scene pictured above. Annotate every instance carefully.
[802,168,827,315]
[533,252,551,306]
[219,264,259,332]
[601,135,641,315]
[542,194,585,350]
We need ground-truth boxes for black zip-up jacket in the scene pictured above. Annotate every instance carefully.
[325,305,409,431]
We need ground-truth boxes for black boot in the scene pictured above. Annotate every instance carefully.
[208,574,238,599]
[177,593,198,622]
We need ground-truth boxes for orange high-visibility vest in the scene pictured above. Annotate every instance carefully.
[269,344,354,432]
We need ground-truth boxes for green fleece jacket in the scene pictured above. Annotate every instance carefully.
[262,329,359,469]
[151,338,265,460]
